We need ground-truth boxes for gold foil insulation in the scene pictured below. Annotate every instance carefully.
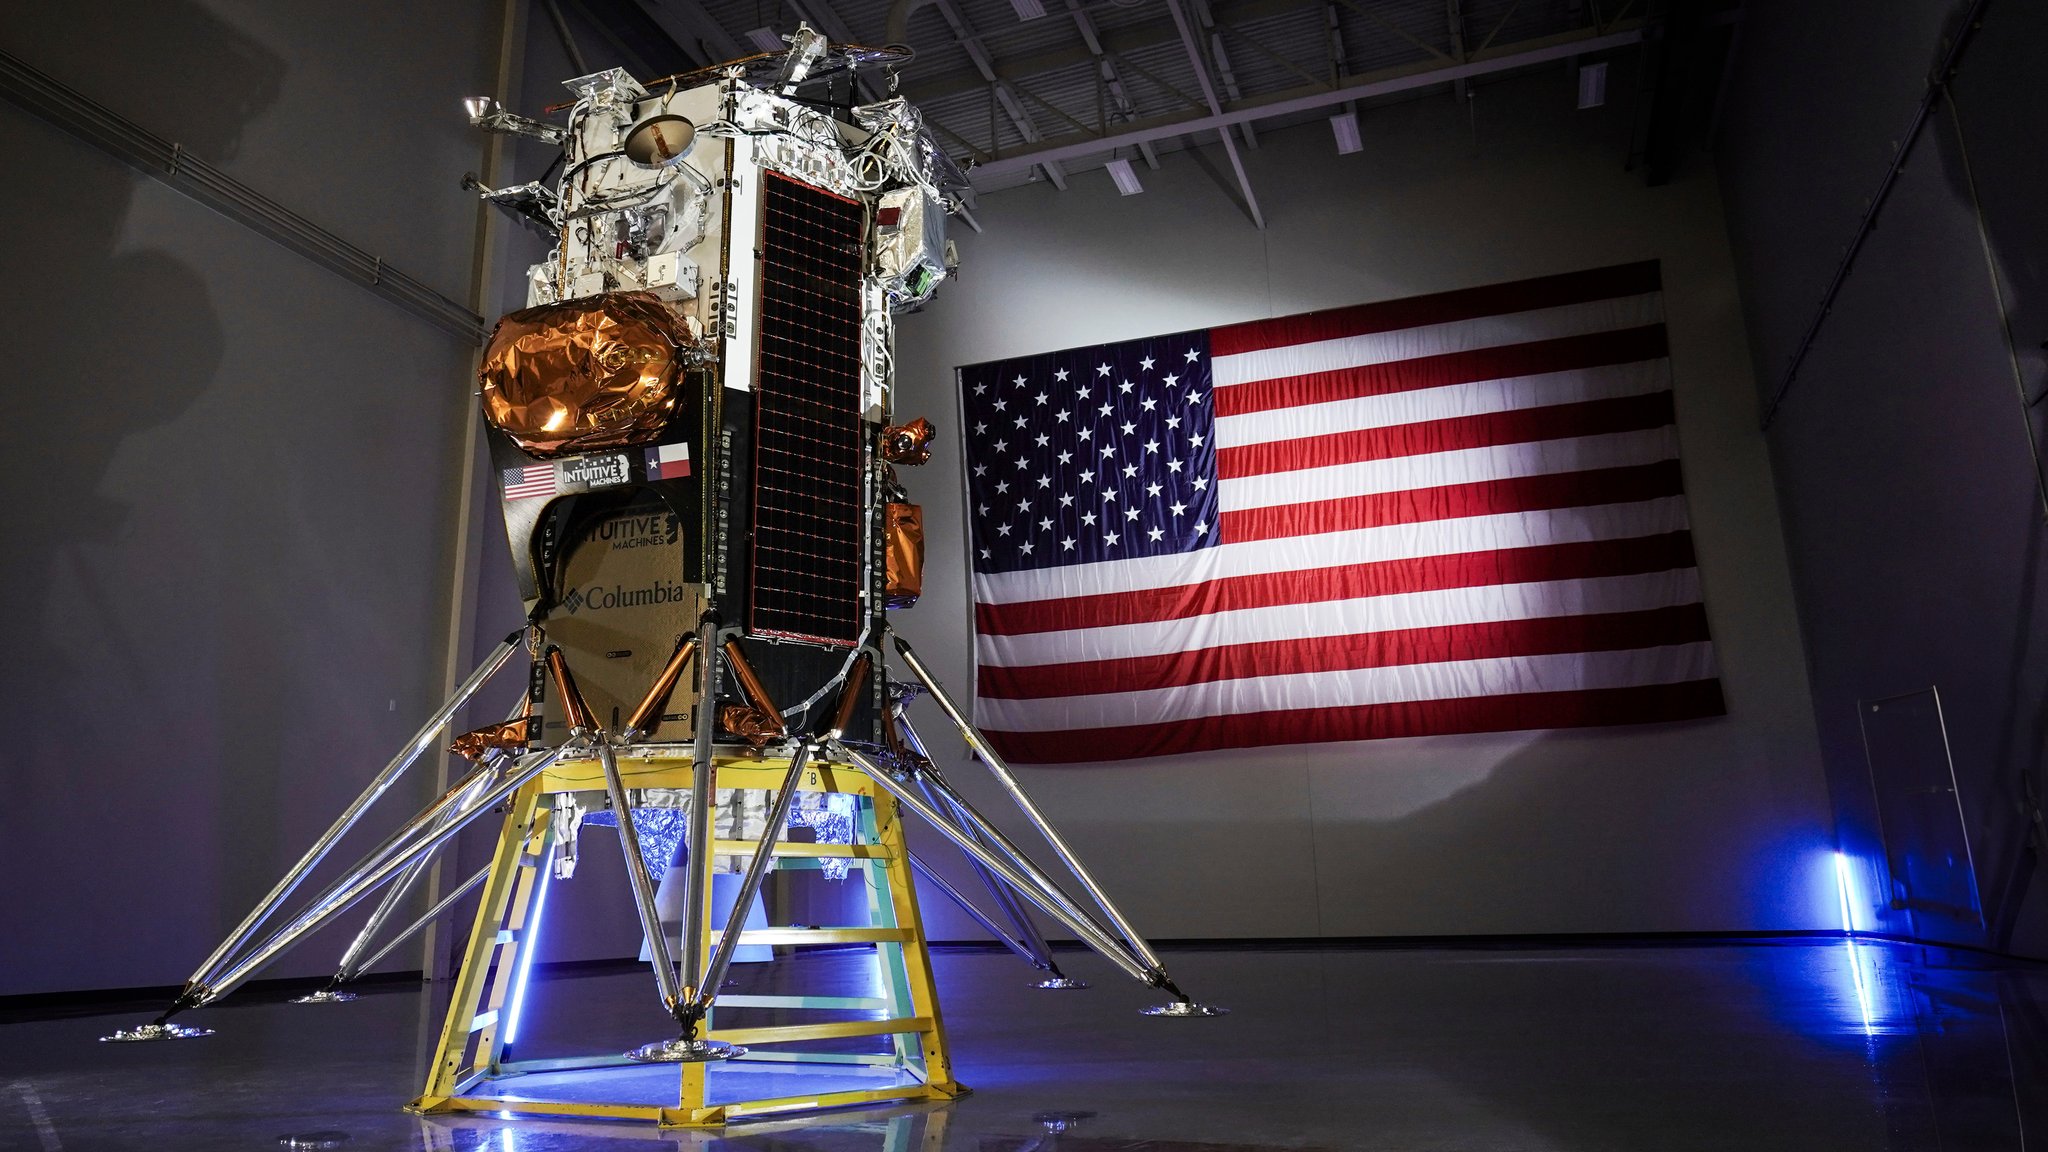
[449,716,536,762]
[719,705,782,750]
[881,417,936,466]
[721,641,788,738]
[480,292,690,457]
[544,646,598,733]
[885,502,924,610]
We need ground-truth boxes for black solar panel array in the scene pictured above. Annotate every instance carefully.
[748,172,867,645]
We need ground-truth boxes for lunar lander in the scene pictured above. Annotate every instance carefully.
[101,28,1221,1129]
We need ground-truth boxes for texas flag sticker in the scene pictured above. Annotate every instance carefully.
[645,441,692,480]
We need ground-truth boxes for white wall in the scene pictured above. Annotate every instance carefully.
[888,62,1836,942]
[0,0,504,996]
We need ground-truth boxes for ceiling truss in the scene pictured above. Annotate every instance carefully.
[601,0,1664,206]
[967,24,1642,176]
[1163,0,1264,227]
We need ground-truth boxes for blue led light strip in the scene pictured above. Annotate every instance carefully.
[501,851,554,1047]
[1832,851,1859,935]
[1833,851,1874,1034]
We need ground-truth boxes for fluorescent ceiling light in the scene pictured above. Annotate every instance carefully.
[1578,60,1608,109]
[1105,157,1142,195]
[1011,0,1046,18]
[1329,111,1362,155]
[747,27,786,53]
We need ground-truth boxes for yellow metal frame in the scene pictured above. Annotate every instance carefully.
[406,749,965,1128]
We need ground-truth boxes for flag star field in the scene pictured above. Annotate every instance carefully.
[959,334,1219,574]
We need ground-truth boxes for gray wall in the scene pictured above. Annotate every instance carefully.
[890,61,1836,944]
[1716,0,2048,956]
[0,1,506,996]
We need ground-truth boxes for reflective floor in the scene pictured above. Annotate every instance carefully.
[3,940,2045,1150]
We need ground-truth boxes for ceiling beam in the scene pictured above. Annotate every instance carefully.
[629,0,716,67]
[1330,0,1450,63]
[904,0,1315,104]
[1163,0,1264,228]
[931,0,1069,188]
[1447,0,1469,98]
[1208,34,1256,147]
[1222,14,1330,89]
[574,0,710,74]
[1474,0,1525,55]
[1062,0,1162,168]
[965,24,1641,181]
[1191,0,1255,148]
[1322,2,1358,126]
[639,0,745,62]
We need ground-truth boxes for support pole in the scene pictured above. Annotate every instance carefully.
[299,848,432,1000]
[692,740,813,1013]
[892,633,1166,972]
[330,845,439,988]
[299,779,482,1003]
[554,638,686,1017]
[895,697,1077,984]
[226,758,502,984]
[348,863,493,980]
[917,777,1049,966]
[186,740,582,1010]
[618,612,747,1064]
[907,850,1037,960]
[909,763,1126,958]
[686,651,866,1017]
[317,734,510,996]
[897,712,1064,977]
[103,743,565,1037]
[183,631,524,992]
[680,615,722,1003]
[597,739,686,1015]
[624,634,698,739]
[827,741,1154,985]
[915,777,1082,987]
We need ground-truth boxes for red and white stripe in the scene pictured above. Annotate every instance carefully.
[971,262,1725,763]
[503,463,557,501]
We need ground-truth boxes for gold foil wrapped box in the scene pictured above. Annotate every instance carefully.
[885,502,924,610]
[479,292,690,457]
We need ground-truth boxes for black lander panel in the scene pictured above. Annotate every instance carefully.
[749,172,867,646]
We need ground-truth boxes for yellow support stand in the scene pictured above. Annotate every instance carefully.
[407,749,965,1129]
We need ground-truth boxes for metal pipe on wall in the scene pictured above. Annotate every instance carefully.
[1757,0,1991,429]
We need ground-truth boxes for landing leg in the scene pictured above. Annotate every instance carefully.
[885,633,1225,1016]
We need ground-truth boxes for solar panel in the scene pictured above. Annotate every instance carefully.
[748,172,868,645]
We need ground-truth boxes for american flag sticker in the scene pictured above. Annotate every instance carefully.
[646,442,692,481]
[501,463,558,501]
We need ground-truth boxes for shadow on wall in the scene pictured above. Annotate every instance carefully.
[0,3,283,986]
[1,2,282,660]
[1924,0,2048,951]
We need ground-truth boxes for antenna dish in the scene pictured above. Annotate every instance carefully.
[623,114,696,168]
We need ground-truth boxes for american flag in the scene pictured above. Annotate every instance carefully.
[502,463,557,502]
[958,261,1725,763]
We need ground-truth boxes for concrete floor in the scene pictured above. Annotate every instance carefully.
[3,941,2045,1150]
